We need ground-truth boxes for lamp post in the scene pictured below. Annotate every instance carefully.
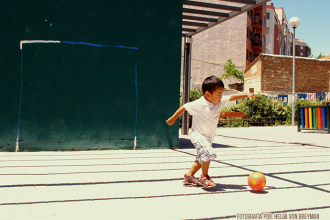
[289,17,300,126]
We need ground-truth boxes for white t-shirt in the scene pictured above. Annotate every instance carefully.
[184,96,230,144]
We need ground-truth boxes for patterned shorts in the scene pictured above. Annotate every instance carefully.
[193,140,217,163]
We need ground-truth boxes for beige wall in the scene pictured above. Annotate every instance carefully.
[181,13,247,89]
[244,58,262,94]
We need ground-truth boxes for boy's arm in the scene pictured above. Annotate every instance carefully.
[229,93,257,101]
[166,106,186,126]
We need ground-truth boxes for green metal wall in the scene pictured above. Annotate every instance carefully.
[0,0,182,151]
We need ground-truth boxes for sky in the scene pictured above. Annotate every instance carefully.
[270,0,330,56]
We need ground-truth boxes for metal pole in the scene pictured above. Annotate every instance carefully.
[327,102,330,134]
[182,37,192,135]
[292,27,296,126]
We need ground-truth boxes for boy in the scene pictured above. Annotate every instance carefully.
[166,75,256,188]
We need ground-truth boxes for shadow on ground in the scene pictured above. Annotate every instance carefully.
[249,190,269,194]
[179,138,234,149]
[202,184,248,192]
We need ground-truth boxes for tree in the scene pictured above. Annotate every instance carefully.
[316,52,326,59]
[308,52,326,59]
[219,59,244,83]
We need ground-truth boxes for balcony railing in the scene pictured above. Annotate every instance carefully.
[252,39,262,47]
[252,19,262,29]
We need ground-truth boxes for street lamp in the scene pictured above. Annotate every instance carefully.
[289,17,300,126]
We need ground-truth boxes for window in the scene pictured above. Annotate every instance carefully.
[249,88,255,94]
[267,13,270,19]
[249,10,253,20]
[263,36,265,46]
[300,52,303,56]
[246,49,253,62]
[264,16,266,26]
[247,28,253,41]
[254,13,260,24]
[301,46,303,50]
[266,28,269,34]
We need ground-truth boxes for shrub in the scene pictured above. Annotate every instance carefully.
[190,88,203,102]
[220,94,329,127]
[222,94,288,117]
[220,94,289,127]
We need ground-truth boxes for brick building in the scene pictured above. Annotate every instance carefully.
[244,54,330,95]
[294,39,312,57]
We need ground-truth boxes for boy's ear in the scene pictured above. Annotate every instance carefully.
[205,91,211,97]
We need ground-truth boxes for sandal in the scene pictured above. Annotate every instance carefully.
[199,174,216,188]
[183,173,200,186]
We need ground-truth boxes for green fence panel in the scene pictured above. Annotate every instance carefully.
[0,0,182,151]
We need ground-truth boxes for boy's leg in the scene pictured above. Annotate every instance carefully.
[184,160,201,185]
[187,160,202,176]
[194,140,217,188]
[201,161,210,176]
[200,160,216,187]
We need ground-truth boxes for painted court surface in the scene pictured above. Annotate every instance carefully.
[0,126,329,219]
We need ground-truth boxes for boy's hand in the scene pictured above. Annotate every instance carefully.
[247,94,257,100]
[166,117,176,126]
[166,106,186,126]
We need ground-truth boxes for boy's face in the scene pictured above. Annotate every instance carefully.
[204,87,225,105]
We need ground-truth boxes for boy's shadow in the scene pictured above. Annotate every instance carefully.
[202,184,248,192]
[179,138,234,149]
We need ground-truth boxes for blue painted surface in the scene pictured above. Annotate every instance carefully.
[300,108,305,128]
[61,41,138,50]
[297,94,307,100]
[322,107,327,129]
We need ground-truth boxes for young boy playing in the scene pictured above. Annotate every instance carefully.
[166,75,256,188]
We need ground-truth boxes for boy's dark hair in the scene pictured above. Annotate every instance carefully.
[202,75,225,94]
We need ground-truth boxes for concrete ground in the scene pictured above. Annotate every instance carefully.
[0,126,329,220]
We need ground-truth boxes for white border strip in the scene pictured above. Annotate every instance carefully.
[20,40,61,49]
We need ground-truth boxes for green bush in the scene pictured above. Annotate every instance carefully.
[190,88,203,102]
[220,94,289,127]
[221,94,287,117]
[220,94,328,127]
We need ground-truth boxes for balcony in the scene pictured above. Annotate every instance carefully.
[252,19,262,30]
[252,38,262,52]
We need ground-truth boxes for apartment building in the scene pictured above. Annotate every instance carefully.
[274,6,290,55]
[266,3,311,58]
[294,39,312,57]
[246,4,267,67]
[183,3,268,88]
[266,3,283,55]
